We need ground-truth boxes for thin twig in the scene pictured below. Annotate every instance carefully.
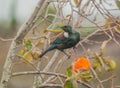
[0,37,13,42]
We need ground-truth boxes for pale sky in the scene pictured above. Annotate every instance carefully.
[0,0,39,22]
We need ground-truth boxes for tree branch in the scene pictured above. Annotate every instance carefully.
[0,0,49,88]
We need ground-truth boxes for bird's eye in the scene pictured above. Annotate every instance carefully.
[64,26,67,28]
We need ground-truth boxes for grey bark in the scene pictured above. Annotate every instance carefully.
[0,0,49,88]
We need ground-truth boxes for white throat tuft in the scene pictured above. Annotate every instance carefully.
[64,32,69,38]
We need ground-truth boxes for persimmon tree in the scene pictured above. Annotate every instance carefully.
[0,0,120,88]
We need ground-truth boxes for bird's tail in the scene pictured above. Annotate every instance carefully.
[39,45,55,58]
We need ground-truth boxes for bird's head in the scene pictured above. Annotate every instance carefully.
[61,25,72,33]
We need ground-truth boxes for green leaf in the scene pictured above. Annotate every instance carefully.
[24,40,32,51]
[80,70,93,82]
[49,22,64,29]
[47,3,56,14]
[66,66,73,77]
[115,0,120,9]
[74,70,92,82]
[92,58,102,72]
[33,81,40,87]
[64,79,74,88]
[20,51,33,64]
[107,59,116,71]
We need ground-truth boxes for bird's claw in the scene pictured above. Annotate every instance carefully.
[67,55,71,59]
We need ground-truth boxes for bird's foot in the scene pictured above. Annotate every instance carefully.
[67,55,71,59]
[73,46,77,49]
[61,50,71,59]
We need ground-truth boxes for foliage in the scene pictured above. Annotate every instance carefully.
[64,79,74,88]
[64,41,116,87]
[19,39,42,64]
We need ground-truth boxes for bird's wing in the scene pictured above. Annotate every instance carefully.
[62,38,75,45]
[50,32,67,44]
[54,38,75,50]
[50,32,77,49]
[56,43,66,49]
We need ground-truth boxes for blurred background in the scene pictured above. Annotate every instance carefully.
[0,0,39,87]
[0,0,120,88]
[0,0,39,37]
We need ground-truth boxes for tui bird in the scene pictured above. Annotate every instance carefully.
[39,25,80,58]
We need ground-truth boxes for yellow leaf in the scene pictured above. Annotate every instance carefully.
[43,29,49,33]
[107,59,116,71]
[105,18,112,27]
[19,49,26,55]
[66,14,71,18]
[115,0,120,9]
[74,0,79,6]
[105,18,120,32]
[105,18,117,27]
[32,51,41,60]
[116,21,120,31]
[21,51,33,64]
[43,29,64,33]
[35,40,44,47]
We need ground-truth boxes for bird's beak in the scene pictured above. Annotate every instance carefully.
[60,26,64,29]
[60,26,65,31]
